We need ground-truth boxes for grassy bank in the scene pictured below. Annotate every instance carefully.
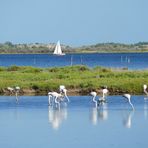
[0,65,148,95]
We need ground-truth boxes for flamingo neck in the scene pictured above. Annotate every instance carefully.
[144,90,148,96]
[128,100,135,110]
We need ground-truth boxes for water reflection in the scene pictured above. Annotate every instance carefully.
[48,106,67,130]
[90,107,98,125]
[98,104,108,122]
[90,104,108,125]
[122,111,134,128]
[144,100,148,119]
[144,96,148,101]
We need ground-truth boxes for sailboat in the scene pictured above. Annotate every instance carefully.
[53,41,65,56]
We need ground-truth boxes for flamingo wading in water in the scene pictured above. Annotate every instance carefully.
[59,85,70,102]
[90,92,98,107]
[98,86,109,105]
[122,94,135,110]
[143,84,148,96]
[48,92,64,108]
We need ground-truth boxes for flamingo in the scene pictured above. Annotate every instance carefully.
[102,86,108,98]
[143,84,148,96]
[48,92,64,108]
[90,91,98,107]
[7,87,14,95]
[59,85,65,92]
[122,94,134,110]
[59,85,70,102]
[7,86,20,103]
[15,86,20,103]
[98,86,109,105]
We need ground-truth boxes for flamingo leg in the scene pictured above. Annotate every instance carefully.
[65,93,70,102]
[15,92,19,104]
[55,97,60,109]
[48,95,53,106]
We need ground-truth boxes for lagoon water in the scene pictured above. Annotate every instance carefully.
[0,53,148,69]
[0,95,148,148]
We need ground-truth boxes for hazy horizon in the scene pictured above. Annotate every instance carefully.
[0,0,147,46]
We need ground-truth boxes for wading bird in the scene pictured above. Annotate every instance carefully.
[7,86,20,103]
[143,84,148,96]
[122,94,134,110]
[15,86,20,103]
[90,92,98,108]
[98,86,109,105]
[7,87,14,95]
[102,86,108,98]
[59,85,70,102]
[48,92,64,108]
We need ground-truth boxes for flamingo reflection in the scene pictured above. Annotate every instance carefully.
[90,104,108,125]
[144,101,148,119]
[122,111,134,128]
[90,107,98,125]
[98,104,108,121]
[48,106,67,130]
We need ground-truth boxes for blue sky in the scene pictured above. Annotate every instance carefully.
[0,0,147,46]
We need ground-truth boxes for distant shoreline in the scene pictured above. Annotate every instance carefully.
[0,42,148,54]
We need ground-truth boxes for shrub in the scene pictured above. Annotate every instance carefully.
[7,65,20,71]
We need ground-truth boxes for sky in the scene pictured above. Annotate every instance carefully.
[0,0,148,46]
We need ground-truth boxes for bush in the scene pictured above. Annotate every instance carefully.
[7,65,21,71]
[32,84,39,90]
[23,67,42,73]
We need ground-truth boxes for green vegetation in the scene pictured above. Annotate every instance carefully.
[1,42,148,53]
[0,42,72,54]
[77,42,148,53]
[0,65,148,95]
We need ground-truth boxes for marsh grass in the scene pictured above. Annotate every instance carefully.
[0,65,148,95]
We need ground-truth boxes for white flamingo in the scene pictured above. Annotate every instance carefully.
[122,94,134,110]
[59,85,70,102]
[143,84,148,96]
[102,86,108,98]
[7,87,14,95]
[90,91,98,107]
[98,86,109,105]
[48,92,64,108]
[59,85,65,92]
[7,86,20,103]
[15,86,20,103]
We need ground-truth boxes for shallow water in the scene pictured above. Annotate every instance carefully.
[0,53,148,69]
[0,95,148,148]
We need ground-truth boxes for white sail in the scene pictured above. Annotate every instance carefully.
[53,41,65,55]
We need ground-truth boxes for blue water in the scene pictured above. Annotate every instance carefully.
[0,53,148,69]
[0,95,148,148]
